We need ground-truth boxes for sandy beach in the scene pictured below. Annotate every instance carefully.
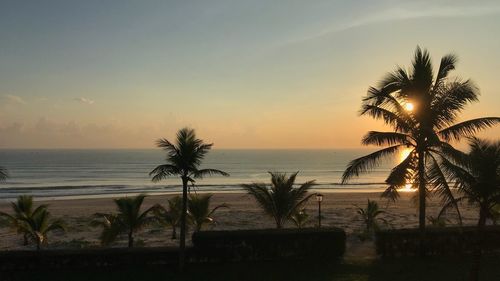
[0,191,480,251]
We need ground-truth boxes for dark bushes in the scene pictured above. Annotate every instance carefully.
[192,227,346,262]
[375,226,500,257]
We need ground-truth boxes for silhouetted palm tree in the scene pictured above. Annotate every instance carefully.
[355,199,386,235]
[91,194,156,247]
[438,138,500,281]
[0,167,8,182]
[154,196,183,239]
[188,194,228,232]
[16,208,65,251]
[341,47,499,240]
[149,128,229,269]
[0,195,48,245]
[242,172,315,228]
[290,209,309,228]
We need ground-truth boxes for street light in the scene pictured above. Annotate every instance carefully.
[316,193,323,228]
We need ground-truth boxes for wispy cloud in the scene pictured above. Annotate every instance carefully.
[2,94,26,105]
[75,97,95,105]
[288,4,500,44]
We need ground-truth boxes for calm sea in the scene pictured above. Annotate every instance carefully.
[0,149,397,201]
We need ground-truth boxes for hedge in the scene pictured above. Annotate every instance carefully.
[0,247,182,271]
[375,226,500,257]
[192,227,346,262]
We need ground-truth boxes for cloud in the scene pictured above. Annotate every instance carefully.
[75,97,95,105]
[287,4,500,44]
[2,94,26,105]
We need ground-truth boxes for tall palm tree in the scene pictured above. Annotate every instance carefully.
[91,194,156,248]
[341,47,499,240]
[149,127,229,269]
[16,208,65,251]
[0,167,8,182]
[438,138,500,281]
[0,195,48,245]
[242,172,315,228]
[154,196,183,239]
[188,194,228,232]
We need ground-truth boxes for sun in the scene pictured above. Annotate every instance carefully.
[404,102,414,111]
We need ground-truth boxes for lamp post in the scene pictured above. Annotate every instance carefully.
[316,193,323,228]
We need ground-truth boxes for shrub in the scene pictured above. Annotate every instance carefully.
[192,227,345,261]
[375,226,500,257]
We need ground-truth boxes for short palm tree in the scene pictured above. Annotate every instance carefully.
[16,208,65,251]
[341,47,499,237]
[0,195,48,245]
[355,199,386,235]
[0,166,8,182]
[91,194,156,248]
[242,172,315,228]
[290,209,309,228]
[188,194,228,232]
[439,137,500,281]
[154,196,183,239]
[149,128,229,269]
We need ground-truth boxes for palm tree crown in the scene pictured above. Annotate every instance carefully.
[154,196,183,239]
[242,172,315,228]
[188,194,228,232]
[342,47,500,230]
[0,195,48,245]
[16,207,65,251]
[150,128,229,184]
[440,137,500,226]
[91,194,156,247]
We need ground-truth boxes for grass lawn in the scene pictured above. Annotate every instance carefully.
[3,254,500,281]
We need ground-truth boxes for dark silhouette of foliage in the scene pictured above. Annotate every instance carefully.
[0,195,48,246]
[188,194,228,232]
[437,137,500,281]
[16,207,65,251]
[342,47,500,238]
[242,172,315,228]
[154,196,182,239]
[149,127,228,270]
[355,199,386,237]
[290,208,309,228]
[91,194,156,248]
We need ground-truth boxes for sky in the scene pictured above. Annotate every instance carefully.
[0,0,499,149]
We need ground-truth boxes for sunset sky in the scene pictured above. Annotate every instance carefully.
[1,0,499,149]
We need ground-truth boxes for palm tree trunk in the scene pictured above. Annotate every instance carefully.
[469,207,487,281]
[171,227,177,240]
[418,149,426,257]
[128,230,134,248]
[23,233,28,246]
[36,239,41,251]
[179,176,188,271]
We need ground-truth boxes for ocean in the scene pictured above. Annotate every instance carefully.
[0,149,398,201]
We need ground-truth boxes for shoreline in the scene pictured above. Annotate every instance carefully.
[0,187,389,203]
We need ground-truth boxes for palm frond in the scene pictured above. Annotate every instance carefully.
[435,53,457,84]
[342,145,402,184]
[362,131,414,147]
[439,117,500,141]
[192,168,230,178]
